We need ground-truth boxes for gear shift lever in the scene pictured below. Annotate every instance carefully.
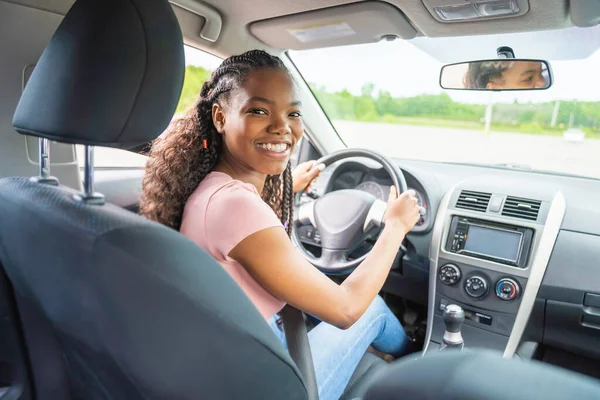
[439,304,465,351]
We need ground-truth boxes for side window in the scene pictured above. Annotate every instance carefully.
[77,46,223,168]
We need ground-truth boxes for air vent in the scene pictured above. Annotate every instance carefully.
[502,196,541,221]
[456,190,491,212]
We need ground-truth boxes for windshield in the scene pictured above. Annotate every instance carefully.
[289,29,600,180]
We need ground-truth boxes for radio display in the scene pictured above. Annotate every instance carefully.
[463,225,522,262]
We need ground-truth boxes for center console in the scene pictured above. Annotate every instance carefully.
[424,185,566,357]
[446,216,534,269]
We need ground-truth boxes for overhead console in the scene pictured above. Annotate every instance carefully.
[422,0,530,23]
[424,179,566,358]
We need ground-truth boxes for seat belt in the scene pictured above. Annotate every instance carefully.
[280,305,319,400]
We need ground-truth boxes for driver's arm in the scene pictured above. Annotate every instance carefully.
[230,186,419,330]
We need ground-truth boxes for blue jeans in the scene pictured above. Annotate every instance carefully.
[269,295,408,400]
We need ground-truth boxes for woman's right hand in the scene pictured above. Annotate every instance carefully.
[229,183,423,330]
[384,186,421,235]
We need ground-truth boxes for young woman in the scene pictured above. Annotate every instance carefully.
[464,60,547,89]
[140,50,420,400]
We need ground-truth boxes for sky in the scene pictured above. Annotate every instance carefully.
[183,26,600,105]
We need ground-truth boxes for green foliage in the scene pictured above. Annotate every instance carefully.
[173,66,600,137]
[310,82,600,135]
[175,65,212,115]
[311,85,488,123]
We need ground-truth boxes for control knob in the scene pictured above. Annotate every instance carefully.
[465,276,489,298]
[496,278,520,301]
[439,264,461,285]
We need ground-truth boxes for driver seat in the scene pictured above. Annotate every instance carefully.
[0,0,385,398]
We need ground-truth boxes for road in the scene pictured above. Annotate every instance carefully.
[333,120,600,180]
[87,120,600,180]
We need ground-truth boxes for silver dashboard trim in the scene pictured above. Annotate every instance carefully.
[423,184,458,354]
[439,210,543,278]
[437,252,530,278]
[423,187,565,356]
[503,191,566,358]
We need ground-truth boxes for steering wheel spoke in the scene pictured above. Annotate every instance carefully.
[312,248,347,270]
[363,199,387,232]
[293,148,408,274]
[295,200,316,227]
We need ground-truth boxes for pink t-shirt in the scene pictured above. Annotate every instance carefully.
[180,171,286,320]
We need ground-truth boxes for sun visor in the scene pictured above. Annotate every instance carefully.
[570,0,600,27]
[249,1,417,51]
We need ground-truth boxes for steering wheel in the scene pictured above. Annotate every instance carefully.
[293,148,421,274]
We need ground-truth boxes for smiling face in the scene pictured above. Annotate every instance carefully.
[487,61,547,90]
[212,68,304,177]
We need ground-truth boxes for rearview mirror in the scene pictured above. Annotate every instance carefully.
[440,59,552,91]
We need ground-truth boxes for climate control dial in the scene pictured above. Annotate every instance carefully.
[465,276,489,298]
[496,278,520,301]
[439,264,461,285]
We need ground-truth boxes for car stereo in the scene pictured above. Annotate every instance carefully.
[445,216,534,268]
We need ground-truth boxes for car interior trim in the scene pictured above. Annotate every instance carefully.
[168,0,222,42]
[423,182,460,353]
[503,191,566,357]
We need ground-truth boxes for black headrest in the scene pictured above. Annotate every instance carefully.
[13,0,184,149]
[364,350,600,400]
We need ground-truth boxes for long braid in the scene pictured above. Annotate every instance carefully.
[282,163,294,236]
[140,50,296,235]
[261,162,294,237]
[262,175,283,218]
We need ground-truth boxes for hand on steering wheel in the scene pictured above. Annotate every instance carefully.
[384,185,422,236]
[293,148,425,274]
[292,160,326,193]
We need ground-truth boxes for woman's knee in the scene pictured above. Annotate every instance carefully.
[362,294,389,321]
[372,294,388,311]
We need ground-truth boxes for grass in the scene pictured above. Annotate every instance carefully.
[339,116,600,139]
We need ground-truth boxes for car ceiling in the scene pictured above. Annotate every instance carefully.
[410,24,600,62]
[5,0,600,61]
[212,0,572,37]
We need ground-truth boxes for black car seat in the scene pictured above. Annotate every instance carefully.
[364,350,600,400]
[0,0,385,398]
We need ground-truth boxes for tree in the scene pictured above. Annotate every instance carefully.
[375,91,395,116]
[175,65,212,115]
[361,83,375,97]
[278,82,600,133]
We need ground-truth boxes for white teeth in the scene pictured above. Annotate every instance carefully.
[258,143,288,153]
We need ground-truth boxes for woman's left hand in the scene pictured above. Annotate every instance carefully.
[292,160,325,193]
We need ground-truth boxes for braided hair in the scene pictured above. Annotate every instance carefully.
[140,50,294,236]
[464,60,515,89]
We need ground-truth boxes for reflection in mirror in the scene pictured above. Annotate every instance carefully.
[440,60,551,91]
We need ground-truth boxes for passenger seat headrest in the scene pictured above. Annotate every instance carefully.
[13,0,185,149]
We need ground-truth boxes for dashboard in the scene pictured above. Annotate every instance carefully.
[337,175,428,229]
[296,156,600,363]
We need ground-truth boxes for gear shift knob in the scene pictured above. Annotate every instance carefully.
[440,304,465,351]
